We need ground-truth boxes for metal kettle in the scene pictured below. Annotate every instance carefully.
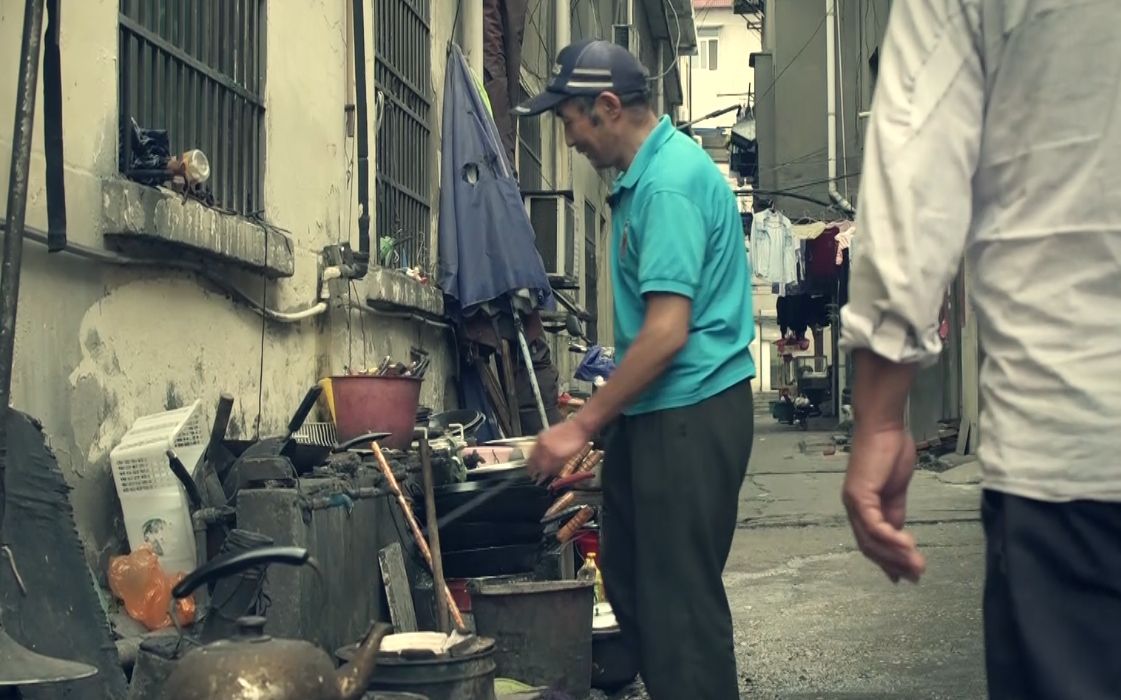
[163,546,390,700]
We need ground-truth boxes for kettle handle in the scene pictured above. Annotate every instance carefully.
[173,546,311,600]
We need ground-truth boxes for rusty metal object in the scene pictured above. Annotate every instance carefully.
[164,547,391,700]
[165,616,391,700]
[371,442,466,630]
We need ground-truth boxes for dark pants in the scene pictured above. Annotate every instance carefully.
[601,381,753,700]
[983,490,1121,700]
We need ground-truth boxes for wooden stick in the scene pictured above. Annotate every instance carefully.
[418,435,450,633]
[474,356,513,438]
[499,341,523,436]
[371,442,465,631]
[577,450,603,473]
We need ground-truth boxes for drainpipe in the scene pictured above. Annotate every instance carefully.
[825,0,855,216]
[555,0,571,187]
[351,0,371,277]
[1,0,45,541]
[461,0,484,75]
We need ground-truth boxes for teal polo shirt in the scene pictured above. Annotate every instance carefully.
[609,115,755,415]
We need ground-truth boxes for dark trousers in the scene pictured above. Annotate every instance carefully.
[983,490,1121,700]
[601,381,753,700]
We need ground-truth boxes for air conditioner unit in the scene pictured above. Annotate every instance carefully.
[613,23,642,58]
[524,191,577,280]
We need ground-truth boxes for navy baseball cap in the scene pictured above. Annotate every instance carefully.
[514,39,650,117]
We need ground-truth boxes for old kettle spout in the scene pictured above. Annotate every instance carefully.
[336,621,392,700]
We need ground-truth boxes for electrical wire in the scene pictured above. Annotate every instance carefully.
[649,0,684,84]
[754,12,828,106]
[348,298,454,331]
[1,219,328,323]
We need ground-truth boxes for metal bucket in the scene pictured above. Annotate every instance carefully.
[337,640,496,700]
[330,375,423,449]
[469,579,594,696]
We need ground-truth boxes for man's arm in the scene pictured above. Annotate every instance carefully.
[839,0,984,582]
[529,189,705,477]
[576,189,705,432]
[851,349,915,434]
[572,293,689,436]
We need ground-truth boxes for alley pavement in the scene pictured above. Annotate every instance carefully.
[725,398,987,699]
[600,397,987,700]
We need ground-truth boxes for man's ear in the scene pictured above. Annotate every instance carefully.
[596,92,624,119]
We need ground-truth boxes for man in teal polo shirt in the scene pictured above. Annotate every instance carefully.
[522,39,755,699]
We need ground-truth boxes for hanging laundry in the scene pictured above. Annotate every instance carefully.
[806,226,841,281]
[751,208,799,294]
[776,294,831,341]
[938,290,951,341]
[792,221,828,240]
[835,224,854,265]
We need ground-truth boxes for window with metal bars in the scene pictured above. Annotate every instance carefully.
[584,200,600,343]
[375,0,433,270]
[118,0,266,216]
[517,85,545,191]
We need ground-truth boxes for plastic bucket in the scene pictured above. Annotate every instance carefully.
[330,375,423,450]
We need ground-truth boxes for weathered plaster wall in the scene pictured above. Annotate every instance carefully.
[0,0,455,570]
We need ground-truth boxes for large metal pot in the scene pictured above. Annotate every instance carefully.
[163,547,391,700]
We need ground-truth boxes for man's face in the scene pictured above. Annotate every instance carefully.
[557,97,617,170]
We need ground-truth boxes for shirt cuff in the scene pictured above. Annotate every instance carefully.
[839,305,943,367]
[639,279,696,300]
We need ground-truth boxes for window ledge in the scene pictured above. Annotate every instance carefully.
[100,178,295,278]
[362,267,444,317]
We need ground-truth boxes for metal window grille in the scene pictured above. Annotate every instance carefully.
[118,0,266,216]
[583,201,599,343]
[517,87,545,191]
[375,0,433,270]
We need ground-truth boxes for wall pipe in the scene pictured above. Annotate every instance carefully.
[825,0,856,216]
[1,219,328,323]
[351,0,372,277]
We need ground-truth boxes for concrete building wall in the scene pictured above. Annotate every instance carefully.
[531,0,691,393]
[681,2,759,129]
[752,0,866,217]
[0,0,693,567]
[0,0,457,569]
[752,0,974,443]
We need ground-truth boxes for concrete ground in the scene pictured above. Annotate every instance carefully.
[606,398,988,700]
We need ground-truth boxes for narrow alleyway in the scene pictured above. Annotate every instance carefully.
[725,397,987,699]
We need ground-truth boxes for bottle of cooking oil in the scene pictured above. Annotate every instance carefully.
[578,552,606,604]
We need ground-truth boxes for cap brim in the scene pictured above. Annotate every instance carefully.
[513,90,568,117]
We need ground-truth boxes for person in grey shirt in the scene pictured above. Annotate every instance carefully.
[839,1,1121,698]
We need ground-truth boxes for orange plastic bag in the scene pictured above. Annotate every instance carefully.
[108,546,195,631]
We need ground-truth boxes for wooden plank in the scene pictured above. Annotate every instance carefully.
[475,356,513,437]
[499,341,523,436]
[379,542,418,633]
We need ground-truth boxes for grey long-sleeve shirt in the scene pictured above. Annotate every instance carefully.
[840,0,1121,502]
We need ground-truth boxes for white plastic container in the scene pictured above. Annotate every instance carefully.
[110,401,208,576]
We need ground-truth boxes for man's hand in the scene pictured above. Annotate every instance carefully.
[528,293,691,484]
[528,419,592,483]
[842,425,926,583]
